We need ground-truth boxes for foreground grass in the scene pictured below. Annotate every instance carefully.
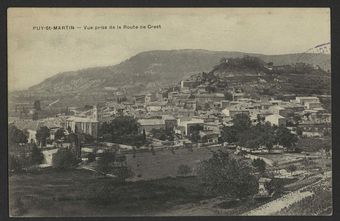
[9,168,214,216]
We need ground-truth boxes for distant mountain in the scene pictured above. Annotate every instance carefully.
[28,49,330,95]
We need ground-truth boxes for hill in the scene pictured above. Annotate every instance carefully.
[28,49,330,96]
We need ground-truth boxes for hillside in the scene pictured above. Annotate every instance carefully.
[200,56,331,97]
[28,49,330,96]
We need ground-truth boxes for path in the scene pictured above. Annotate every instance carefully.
[244,189,314,215]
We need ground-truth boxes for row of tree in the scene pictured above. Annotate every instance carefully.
[99,116,146,146]
[221,114,298,150]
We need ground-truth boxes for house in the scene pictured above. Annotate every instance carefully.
[265,114,286,127]
[296,96,320,105]
[297,122,331,137]
[177,118,204,136]
[162,115,177,130]
[254,177,273,199]
[222,107,250,118]
[304,102,322,110]
[180,80,199,89]
[199,130,219,144]
[221,100,231,109]
[27,129,37,143]
[269,105,288,117]
[65,116,99,138]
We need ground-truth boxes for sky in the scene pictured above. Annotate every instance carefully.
[8,8,330,91]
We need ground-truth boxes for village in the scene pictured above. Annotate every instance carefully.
[8,63,332,216]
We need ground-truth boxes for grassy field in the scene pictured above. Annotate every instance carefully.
[126,146,223,180]
[9,168,216,217]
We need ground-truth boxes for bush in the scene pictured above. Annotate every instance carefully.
[252,158,266,173]
[197,150,258,198]
[112,166,134,182]
[96,151,116,174]
[30,144,44,165]
[9,155,24,173]
[52,149,78,169]
[87,152,96,163]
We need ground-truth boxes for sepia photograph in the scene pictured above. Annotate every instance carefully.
[7,8,332,216]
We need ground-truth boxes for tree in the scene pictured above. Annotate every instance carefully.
[188,124,203,143]
[8,124,28,144]
[30,144,44,165]
[36,126,50,147]
[197,150,258,198]
[232,114,251,132]
[96,151,116,174]
[286,164,297,175]
[221,126,238,143]
[52,149,78,169]
[54,128,65,140]
[224,91,233,101]
[275,126,298,148]
[33,100,41,111]
[99,116,145,146]
[150,128,174,141]
[265,178,284,195]
[177,164,192,176]
[252,158,266,173]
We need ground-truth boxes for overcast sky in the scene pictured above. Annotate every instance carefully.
[8,8,330,91]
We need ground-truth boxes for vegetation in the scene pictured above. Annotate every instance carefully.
[8,124,28,144]
[54,128,65,140]
[277,185,332,215]
[96,151,117,174]
[224,91,233,100]
[9,155,27,173]
[36,126,50,146]
[221,114,297,150]
[30,144,44,165]
[286,164,298,174]
[9,143,44,174]
[264,178,285,195]
[150,128,174,141]
[99,116,146,146]
[252,158,266,173]
[52,149,79,169]
[96,151,133,181]
[188,124,204,143]
[197,150,258,198]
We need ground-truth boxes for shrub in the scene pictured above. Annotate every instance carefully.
[96,151,116,174]
[252,158,266,173]
[52,149,78,169]
[112,166,134,182]
[87,152,96,163]
[197,150,257,198]
[9,155,24,173]
[30,144,44,165]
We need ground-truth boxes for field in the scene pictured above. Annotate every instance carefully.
[125,146,223,180]
[9,168,215,217]
[9,146,229,217]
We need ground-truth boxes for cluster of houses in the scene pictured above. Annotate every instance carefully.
[10,77,331,156]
